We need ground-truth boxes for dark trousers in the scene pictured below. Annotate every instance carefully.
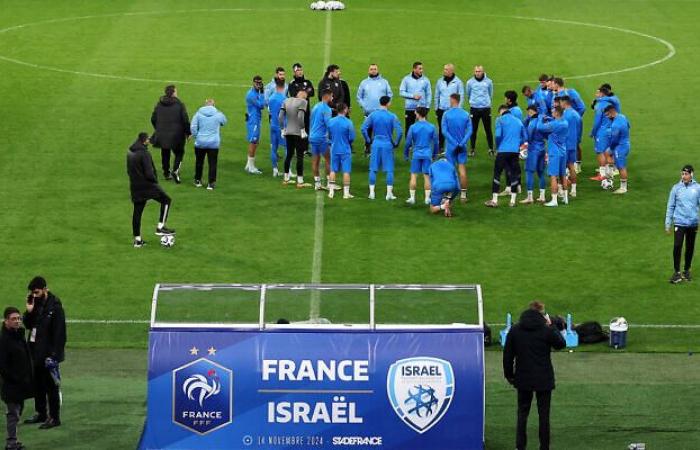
[470,107,494,150]
[674,225,697,272]
[132,192,171,236]
[34,365,60,422]
[404,110,417,136]
[5,401,23,449]
[194,147,218,184]
[161,146,185,177]
[517,389,551,450]
[492,153,521,193]
[436,109,446,150]
[284,135,305,176]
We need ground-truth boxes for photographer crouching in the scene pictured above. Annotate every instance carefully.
[22,277,66,429]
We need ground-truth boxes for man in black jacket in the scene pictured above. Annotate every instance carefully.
[127,133,175,247]
[503,301,565,450]
[288,63,315,154]
[0,306,33,449]
[151,84,191,183]
[318,64,345,115]
[22,277,66,430]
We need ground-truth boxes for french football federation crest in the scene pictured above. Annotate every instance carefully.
[173,358,232,435]
[387,357,454,434]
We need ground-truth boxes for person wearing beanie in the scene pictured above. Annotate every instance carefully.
[665,164,700,283]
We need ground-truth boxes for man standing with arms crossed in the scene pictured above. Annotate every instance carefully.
[309,90,334,191]
[466,65,494,157]
[434,63,464,152]
[361,96,402,200]
[399,62,431,135]
[441,94,472,202]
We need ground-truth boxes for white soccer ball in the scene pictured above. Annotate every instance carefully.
[601,178,614,190]
[338,1,345,9]
[310,2,317,9]
[160,234,175,248]
[315,1,326,9]
[325,2,334,10]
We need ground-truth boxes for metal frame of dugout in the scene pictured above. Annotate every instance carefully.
[139,284,486,450]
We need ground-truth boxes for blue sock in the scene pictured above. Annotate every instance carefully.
[369,170,377,185]
[537,168,546,189]
[386,171,394,186]
[526,171,534,191]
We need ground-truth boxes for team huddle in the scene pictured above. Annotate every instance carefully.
[243,63,630,212]
[126,62,631,245]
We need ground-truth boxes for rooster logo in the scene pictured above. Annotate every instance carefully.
[182,369,221,407]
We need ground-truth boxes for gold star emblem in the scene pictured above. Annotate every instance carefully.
[189,346,199,356]
[207,346,217,356]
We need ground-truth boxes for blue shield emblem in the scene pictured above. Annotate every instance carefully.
[173,358,232,435]
[387,357,454,434]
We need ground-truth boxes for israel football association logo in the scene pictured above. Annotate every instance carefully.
[387,357,454,434]
[172,358,232,435]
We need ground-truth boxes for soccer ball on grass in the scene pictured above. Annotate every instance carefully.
[160,234,175,248]
[601,178,614,190]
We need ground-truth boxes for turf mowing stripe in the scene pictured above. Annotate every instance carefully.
[309,11,332,321]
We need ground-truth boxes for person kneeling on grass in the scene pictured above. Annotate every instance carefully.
[327,103,355,199]
[428,159,460,217]
[404,107,439,205]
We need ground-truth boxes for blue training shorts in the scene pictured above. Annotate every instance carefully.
[594,134,610,153]
[446,145,467,165]
[369,144,395,172]
[430,181,459,207]
[547,153,565,177]
[310,140,329,156]
[410,157,432,174]
[331,153,352,173]
[613,147,629,169]
[247,120,261,143]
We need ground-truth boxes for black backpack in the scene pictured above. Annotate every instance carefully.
[574,321,609,344]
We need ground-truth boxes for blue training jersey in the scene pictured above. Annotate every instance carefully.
[309,102,333,143]
[441,107,472,152]
[328,115,355,155]
[404,120,438,160]
[361,109,402,147]
[537,117,568,156]
[246,88,265,122]
[268,92,286,130]
[429,159,459,187]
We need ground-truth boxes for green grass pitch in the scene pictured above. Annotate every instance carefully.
[1,0,699,448]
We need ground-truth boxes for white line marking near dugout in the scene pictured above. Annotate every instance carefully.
[308,11,332,320]
[0,9,675,86]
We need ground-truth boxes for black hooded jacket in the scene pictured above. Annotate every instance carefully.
[127,140,166,202]
[503,309,566,391]
[150,96,190,149]
[22,292,66,366]
[0,325,34,403]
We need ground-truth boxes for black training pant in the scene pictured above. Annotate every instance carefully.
[436,109,446,150]
[470,107,494,150]
[161,145,185,177]
[33,365,60,422]
[404,110,417,136]
[5,401,23,448]
[674,225,697,272]
[517,389,551,450]
[194,148,218,184]
[492,152,521,194]
[284,135,305,176]
[132,192,171,236]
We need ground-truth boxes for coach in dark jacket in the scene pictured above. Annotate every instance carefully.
[151,84,190,183]
[23,277,66,429]
[503,301,565,450]
[127,133,174,246]
[0,306,34,449]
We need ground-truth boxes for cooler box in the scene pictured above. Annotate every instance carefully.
[609,317,628,349]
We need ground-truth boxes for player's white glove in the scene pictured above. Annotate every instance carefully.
[300,129,308,139]
[281,128,287,137]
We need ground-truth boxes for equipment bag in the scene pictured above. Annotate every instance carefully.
[574,321,609,344]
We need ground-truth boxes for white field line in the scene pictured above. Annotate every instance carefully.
[308,11,332,320]
[0,10,675,87]
[65,319,700,329]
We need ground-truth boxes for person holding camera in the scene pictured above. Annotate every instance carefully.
[503,301,566,450]
[22,277,66,430]
[0,306,34,449]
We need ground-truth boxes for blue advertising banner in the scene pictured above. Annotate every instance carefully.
[138,329,484,450]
